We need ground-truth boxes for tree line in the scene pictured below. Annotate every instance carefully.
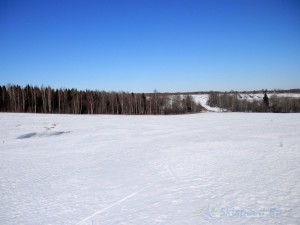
[207,92,300,113]
[0,84,203,115]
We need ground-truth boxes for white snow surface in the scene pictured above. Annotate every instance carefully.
[1,113,300,225]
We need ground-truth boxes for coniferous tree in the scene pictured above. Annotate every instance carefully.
[263,90,269,107]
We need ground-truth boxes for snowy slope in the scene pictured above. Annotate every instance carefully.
[191,94,221,112]
[168,94,221,112]
[1,113,300,225]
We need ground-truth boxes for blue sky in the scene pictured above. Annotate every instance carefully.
[0,0,299,92]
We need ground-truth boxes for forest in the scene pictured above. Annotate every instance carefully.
[0,85,203,115]
[207,92,300,113]
[1,85,299,114]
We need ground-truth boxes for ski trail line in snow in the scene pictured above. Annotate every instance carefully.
[165,164,179,183]
[76,181,158,225]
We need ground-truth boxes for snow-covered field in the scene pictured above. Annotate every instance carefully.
[1,113,300,225]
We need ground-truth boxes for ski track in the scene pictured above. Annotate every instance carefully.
[76,181,158,225]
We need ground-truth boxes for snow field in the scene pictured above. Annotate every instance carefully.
[0,113,300,225]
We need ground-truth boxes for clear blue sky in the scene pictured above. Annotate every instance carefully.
[0,0,299,92]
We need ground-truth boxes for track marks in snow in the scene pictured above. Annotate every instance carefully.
[76,181,159,225]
